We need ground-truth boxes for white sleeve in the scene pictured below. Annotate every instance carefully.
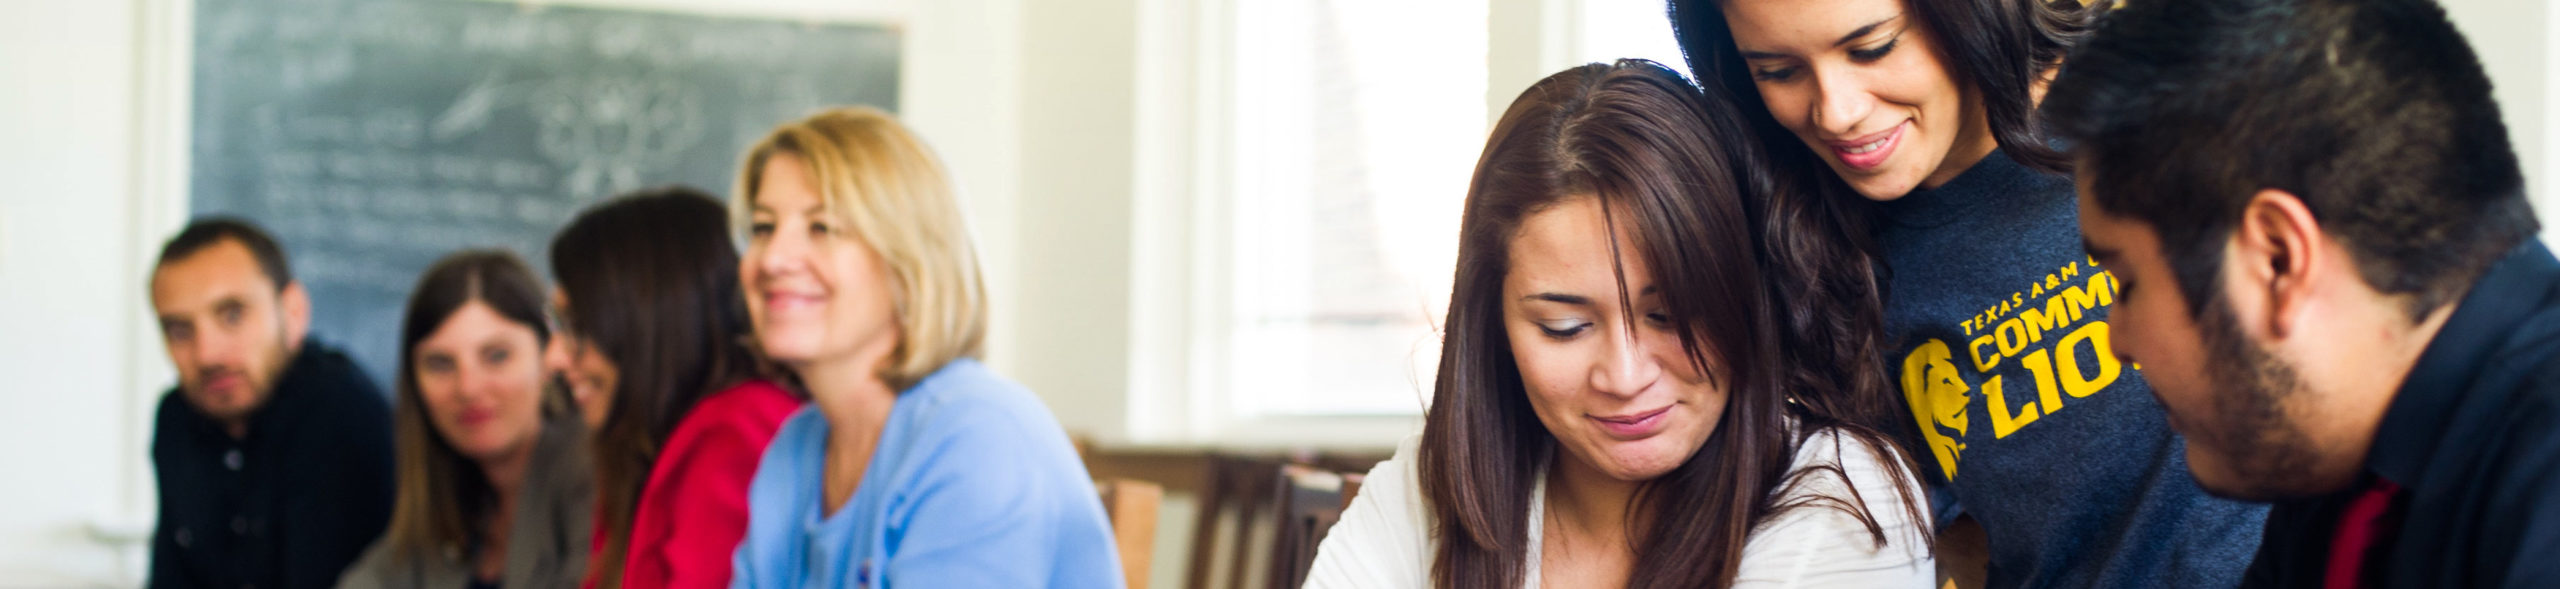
[1303,435,1434,589]
[1732,429,1937,589]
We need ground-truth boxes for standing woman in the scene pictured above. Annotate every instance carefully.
[340,251,593,589]
[546,188,805,589]
[727,106,1122,587]
[1671,0,2268,586]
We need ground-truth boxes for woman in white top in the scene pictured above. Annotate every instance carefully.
[1304,60,1932,588]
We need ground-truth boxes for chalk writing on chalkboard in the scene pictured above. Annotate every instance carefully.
[190,0,899,392]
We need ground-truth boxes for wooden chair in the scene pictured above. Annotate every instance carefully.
[1187,455,1280,589]
[1183,452,1388,589]
[1098,478,1165,589]
[1266,463,1351,589]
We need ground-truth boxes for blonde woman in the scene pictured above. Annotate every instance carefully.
[726,107,1123,588]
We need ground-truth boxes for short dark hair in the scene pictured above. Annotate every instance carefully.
[2046,0,2535,319]
[157,217,294,292]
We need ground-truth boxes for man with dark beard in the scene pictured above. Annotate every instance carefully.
[146,219,393,589]
[2046,0,2560,586]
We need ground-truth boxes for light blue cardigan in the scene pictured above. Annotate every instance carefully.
[729,358,1124,589]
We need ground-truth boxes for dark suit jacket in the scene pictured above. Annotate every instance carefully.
[149,341,394,589]
[2244,241,2560,588]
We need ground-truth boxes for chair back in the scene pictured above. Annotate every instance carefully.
[1098,478,1165,589]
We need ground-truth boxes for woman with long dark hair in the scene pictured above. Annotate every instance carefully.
[1671,0,2268,586]
[340,251,591,589]
[544,188,804,589]
[1304,60,1930,588]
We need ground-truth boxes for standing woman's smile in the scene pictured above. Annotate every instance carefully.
[1721,0,1995,200]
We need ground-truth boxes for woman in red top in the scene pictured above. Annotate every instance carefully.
[544,187,806,589]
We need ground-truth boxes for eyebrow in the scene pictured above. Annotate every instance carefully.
[2082,238,2121,263]
[1518,285,1659,306]
[746,203,826,216]
[1737,15,1902,61]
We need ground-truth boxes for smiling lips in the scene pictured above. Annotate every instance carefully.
[454,406,495,429]
[760,290,825,313]
[1591,405,1674,439]
[1829,121,1906,171]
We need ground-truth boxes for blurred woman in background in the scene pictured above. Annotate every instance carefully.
[546,188,804,589]
[725,106,1121,588]
[340,251,592,589]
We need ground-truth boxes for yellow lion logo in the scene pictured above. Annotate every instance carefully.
[1901,339,1971,478]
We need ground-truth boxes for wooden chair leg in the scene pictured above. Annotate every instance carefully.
[1225,460,1270,589]
[1185,456,1232,589]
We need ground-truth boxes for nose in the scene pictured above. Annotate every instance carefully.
[753,221,813,281]
[2105,320,2144,368]
[2109,333,2139,365]
[1810,66,1872,137]
[1590,325,1665,399]
[194,326,243,374]
[456,358,497,404]
[543,335,573,381]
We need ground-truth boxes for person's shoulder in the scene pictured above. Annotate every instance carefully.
[1787,426,1904,472]
[2493,354,2560,471]
[2497,349,2560,461]
[909,359,1037,408]
[151,387,189,431]
[679,378,807,432]
[902,359,1059,436]
[1735,425,1934,584]
[1301,434,1433,589]
[332,537,408,589]
[1775,425,1925,508]
[655,380,807,471]
[703,378,806,413]
[291,341,390,414]
[300,340,381,391]
[1369,434,1426,501]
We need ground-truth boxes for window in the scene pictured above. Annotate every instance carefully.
[1130,0,1697,446]
[1222,0,1487,419]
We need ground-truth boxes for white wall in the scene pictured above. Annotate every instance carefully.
[1014,0,1142,450]
[0,0,154,583]
[2443,0,2554,222]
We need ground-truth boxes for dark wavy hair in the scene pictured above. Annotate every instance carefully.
[1667,0,2101,470]
[1417,59,1925,588]
[549,186,779,589]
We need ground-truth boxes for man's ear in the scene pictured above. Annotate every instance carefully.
[2230,189,2326,338]
[280,280,312,350]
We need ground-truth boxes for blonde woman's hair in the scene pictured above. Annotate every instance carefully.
[735,106,988,390]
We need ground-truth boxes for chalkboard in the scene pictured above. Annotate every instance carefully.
[190,0,900,392]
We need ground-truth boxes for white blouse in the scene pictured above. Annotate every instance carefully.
[1303,426,1934,588]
